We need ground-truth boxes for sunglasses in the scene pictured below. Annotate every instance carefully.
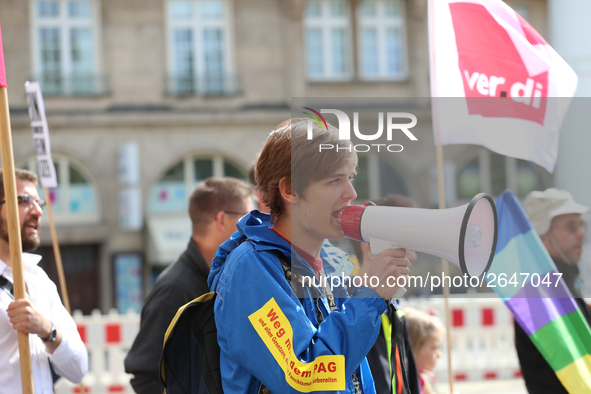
[0,195,47,210]
[564,220,587,234]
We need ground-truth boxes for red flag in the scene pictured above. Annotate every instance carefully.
[429,0,578,173]
[450,2,548,125]
[0,23,6,87]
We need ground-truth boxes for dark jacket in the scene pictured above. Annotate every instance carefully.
[125,239,211,394]
[366,303,420,394]
[515,258,591,394]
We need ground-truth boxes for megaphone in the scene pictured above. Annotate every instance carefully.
[341,193,498,295]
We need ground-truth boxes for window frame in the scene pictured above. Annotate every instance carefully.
[356,0,409,81]
[29,0,104,96]
[147,153,247,214]
[164,0,237,96]
[304,0,354,82]
[22,154,102,225]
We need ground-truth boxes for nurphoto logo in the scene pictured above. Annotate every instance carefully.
[303,107,418,153]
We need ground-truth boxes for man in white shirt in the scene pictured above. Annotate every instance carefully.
[0,169,88,394]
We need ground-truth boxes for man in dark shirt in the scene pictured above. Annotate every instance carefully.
[124,177,254,394]
[517,188,590,394]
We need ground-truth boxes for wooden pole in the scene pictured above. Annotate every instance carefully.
[436,144,454,394]
[41,187,86,393]
[0,86,35,393]
[42,186,70,313]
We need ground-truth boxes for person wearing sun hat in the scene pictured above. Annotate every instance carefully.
[515,188,591,394]
[525,188,590,266]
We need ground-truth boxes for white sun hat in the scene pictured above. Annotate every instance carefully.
[523,188,590,235]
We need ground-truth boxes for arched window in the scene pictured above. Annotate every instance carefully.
[456,149,549,200]
[147,154,247,213]
[20,155,100,223]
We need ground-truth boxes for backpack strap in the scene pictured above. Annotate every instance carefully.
[272,249,322,299]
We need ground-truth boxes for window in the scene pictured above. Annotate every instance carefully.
[148,154,247,213]
[352,154,410,202]
[304,0,352,81]
[21,155,101,223]
[357,0,407,80]
[31,0,104,96]
[456,149,548,200]
[166,0,237,96]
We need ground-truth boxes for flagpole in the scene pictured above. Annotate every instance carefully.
[42,186,70,312]
[42,187,86,394]
[0,86,35,394]
[436,144,455,394]
[428,0,455,390]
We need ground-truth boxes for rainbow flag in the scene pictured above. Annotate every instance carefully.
[490,190,591,393]
[0,22,7,87]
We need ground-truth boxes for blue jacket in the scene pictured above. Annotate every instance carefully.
[208,211,387,393]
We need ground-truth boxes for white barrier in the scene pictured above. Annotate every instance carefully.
[54,297,521,392]
[54,309,139,394]
[404,297,520,383]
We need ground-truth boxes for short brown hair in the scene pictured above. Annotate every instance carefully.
[0,168,39,201]
[350,194,415,263]
[255,118,357,221]
[189,177,254,236]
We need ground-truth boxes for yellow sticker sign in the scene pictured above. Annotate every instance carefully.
[248,298,346,392]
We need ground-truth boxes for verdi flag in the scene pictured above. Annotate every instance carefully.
[0,22,6,87]
[490,191,591,393]
[428,0,578,173]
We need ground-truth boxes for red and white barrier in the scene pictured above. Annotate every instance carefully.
[54,308,139,394]
[404,297,521,383]
[54,297,524,392]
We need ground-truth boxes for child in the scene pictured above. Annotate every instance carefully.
[406,308,445,394]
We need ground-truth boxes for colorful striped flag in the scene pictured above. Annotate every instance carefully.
[491,190,591,393]
[0,22,6,87]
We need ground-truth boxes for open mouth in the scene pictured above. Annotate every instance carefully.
[25,221,39,234]
[332,208,347,223]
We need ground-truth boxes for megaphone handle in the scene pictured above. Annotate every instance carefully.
[369,238,409,299]
[369,238,399,255]
[392,282,407,299]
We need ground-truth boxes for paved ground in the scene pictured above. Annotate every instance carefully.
[434,378,527,394]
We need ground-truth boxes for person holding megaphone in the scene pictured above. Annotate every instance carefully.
[207,118,412,393]
[350,194,421,394]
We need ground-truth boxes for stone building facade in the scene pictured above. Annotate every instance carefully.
[0,0,552,312]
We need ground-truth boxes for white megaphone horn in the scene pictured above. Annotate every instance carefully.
[341,193,498,292]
